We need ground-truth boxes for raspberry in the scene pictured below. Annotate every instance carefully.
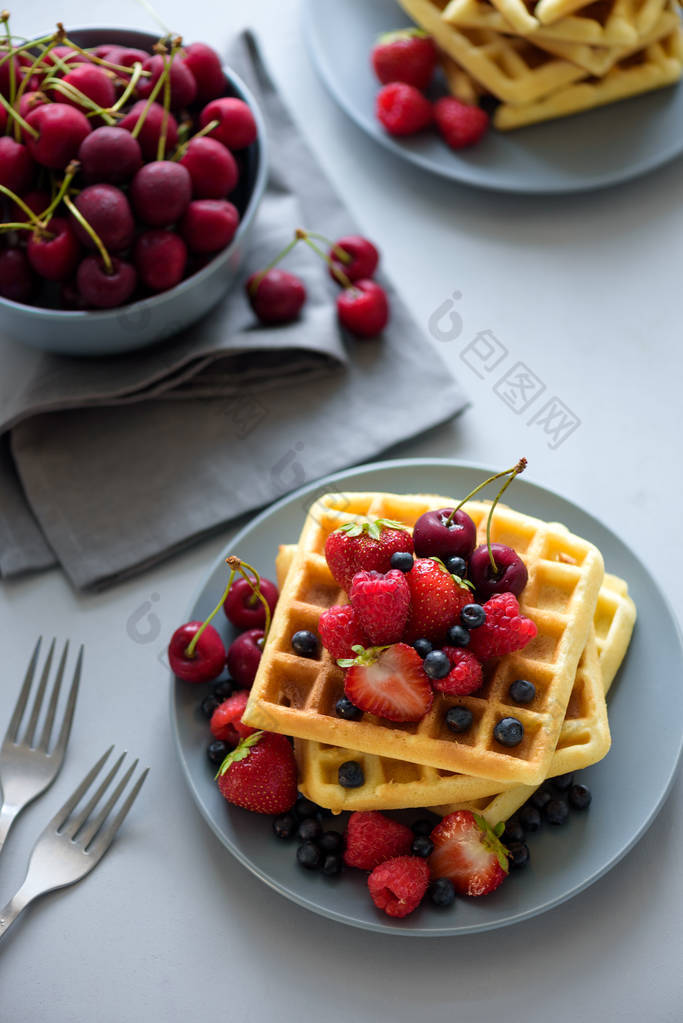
[343,811,414,870]
[434,96,489,149]
[376,83,433,136]
[433,647,483,696]
[367,856,430,918]
[210,689,256,740]
[349,569,410,645]
[467,593,537,661]
[318,605,370,660]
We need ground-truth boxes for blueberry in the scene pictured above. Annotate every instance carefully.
[335,696,362,720]
[445,556,467,578]
[502,820,524,845]
[319,831,344,853]
[461,603,486,629]
[413,638,433,659]
[200,693,222,719]
[569,783,592,810]
[530,787,552,811]
[552,772,574,792]
[322,853,343,877]
[206,739,229,765]
[519,805,542,832]
[412,835,434,858]
[507,841,530,869]
[411,817,435,836]
[210,679,235,700]
[430,877,456,908]
[390,551,414,573]
[446,706,473,733]
[297,818,323,843]
[338,761,364,788]
[423,649,451,680]
[272,813,297,840]
[294,796,321,821]
[291,630,319,658]
[446,624,470,648]
[297,841,322,870]
[508,679,536,704]
[493,717,524,747]
[544,798,569,825]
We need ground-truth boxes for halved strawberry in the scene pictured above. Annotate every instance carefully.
[403,557,472,644]
[428,810,509,896]
[341,643,433,723]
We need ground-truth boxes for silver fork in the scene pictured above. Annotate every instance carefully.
[0,747,148,940]
[0,638,82,855]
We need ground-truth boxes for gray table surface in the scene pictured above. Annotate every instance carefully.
[3,1,682,1019]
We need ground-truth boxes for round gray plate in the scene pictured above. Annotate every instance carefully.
[170,459,683,935]
[302,0,683,194]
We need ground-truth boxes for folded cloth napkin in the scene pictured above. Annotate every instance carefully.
[0,30,468,590]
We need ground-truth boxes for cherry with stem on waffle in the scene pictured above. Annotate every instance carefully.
[467,458,529,600]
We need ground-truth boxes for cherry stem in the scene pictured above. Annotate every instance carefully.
[446,459,527,526]
[248,234,301,295]
[297,230,355,289]
[0,182,42,226]
[185,568,236,660]
[171,117,219,160]
[305,230,352,266]
[38,160,79,223]
[60,35,151,78]
[133,0,174,36]
[157,48,173,161]
[225,555,272,641]
[1,11,16,108]
[0,91,39,139]
[42,75,117,124]
[485,458,527,572]
[63,193,113,274]
[129,43,171,141]
[109,61,144,113]
[0,221,41,233]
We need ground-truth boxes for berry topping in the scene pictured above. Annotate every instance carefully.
[343,810,413,870]
[469,543,529,600]
[428,811,509,897]
[493,717,524,747]
[375,82,433,136]
[341,643,433,723]
[210,689,256,740]
[324,518,413,593]
[371,29,438,90]
[544,798,569,825]
[433,647,483,697]
[297,818,323,843]
[411,835,434,858]
[568,783,592,810]
[519,805,542,832]
[335,696,362,720]
[367,856,430,918]
[297,841,322,870]
[290,629,320,658]
[413,508,477,561]
[508,678,536,704]
[446,624,470,648]
[349,569,411,645]
[434,96,489,149]
[422,649,451,680]
[322,853,343,877]
[507,841,530,869]
[390,551,414,573]
[216,731,297,815]
[319,604,369,660]
[412,638,433,659]
[430,877,456,907]
[466,593,537,661]
[445,555,467,577]
[319,831,344,853]
[461,604,486,629]
[272,812,297,840]
[207,739,232,765]
[403,558,471,645]
[338,761,365,788]
[552,772,574,792]
[446,705,474,733]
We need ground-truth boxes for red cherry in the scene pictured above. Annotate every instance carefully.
[25,103,91,169]
[134,230,187,292]
[0,49,24,97]
[12,189,49,221]
[130,161,192,227]
[78,126,142,184]
[469,544,528,600]
[246,269,306,325]
[0,103,6,132]
[56,64,116,111]
[137,54,197,109]
[115,48,149,69]
[16,90,48,120]
[71,184,135,252]
[76,255,137,308]
[119,101,178,161]
[336,279,389,337]
[0,137,34,193]
[226,629,264,688]
[0,248,35,303]
[223,577,279,630]
[179,199,239,253]
[180,137,238,198]
[413,508,477,560]
[329,235,379,284]
[168,621,226,683]
[43,45,84,68]
[27,218,81,282]
[199,97,257,150]
[183,42,226,102]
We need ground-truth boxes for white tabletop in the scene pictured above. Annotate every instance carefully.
[2,1,683,1019]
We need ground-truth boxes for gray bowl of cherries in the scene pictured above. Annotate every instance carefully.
[0,20,268,355]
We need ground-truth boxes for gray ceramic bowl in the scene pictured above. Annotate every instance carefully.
[0,28,268,357]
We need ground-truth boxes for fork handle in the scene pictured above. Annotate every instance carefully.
[0,803,19,856]
[0,883,32,939]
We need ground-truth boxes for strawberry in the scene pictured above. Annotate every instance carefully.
[403,558,472,644]
[324,518,413,592]
[371,29,438,90]
[210,689,256,740]
[467,592,537,661]
[432,647,483,697]
[318,604,370,660]
[368,856,430,918]
[434,96,489,149]
[341,643,433,722]
[375,83,433,136]
[350,569,411,645]
[343,810,413,870]
[216,731,297,814]
[428,810,509,896]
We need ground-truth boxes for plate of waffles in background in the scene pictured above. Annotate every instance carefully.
[302,0,683,193]
[170,459,683,935]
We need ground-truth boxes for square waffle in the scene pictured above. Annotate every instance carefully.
[243,492,604,787]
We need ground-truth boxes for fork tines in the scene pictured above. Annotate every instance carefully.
[5,637,82,755]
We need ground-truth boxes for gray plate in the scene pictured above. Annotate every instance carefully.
[302,0,683,194]
[170,459,683,935]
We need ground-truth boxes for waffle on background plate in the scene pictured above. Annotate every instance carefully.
[396,0,683,128]
[242,492,606,788]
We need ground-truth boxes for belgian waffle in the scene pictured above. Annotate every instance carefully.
[243,491,604,787]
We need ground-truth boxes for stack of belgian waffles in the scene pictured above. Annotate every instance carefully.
[243,491,637,822]
[396,0,683,128]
